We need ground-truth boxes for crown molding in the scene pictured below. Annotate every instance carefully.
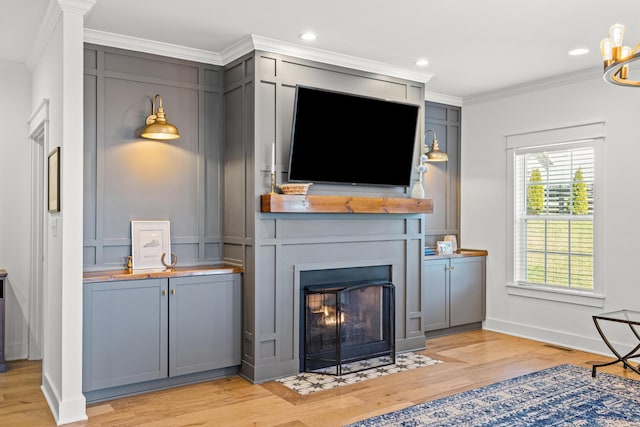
[25,0,96,71]
[83,29,224,65]
[464,66,602,105]
[25,0,61,71]
[83,29,433,85]
[250,35,434,85]
[219,36,256,65]
[58,0,96,15]
[425,91,463,106]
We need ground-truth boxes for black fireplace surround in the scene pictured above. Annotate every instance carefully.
[300,266,395,376]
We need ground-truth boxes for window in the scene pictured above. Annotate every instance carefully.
[506,123,604,306]
[515,144,594,288]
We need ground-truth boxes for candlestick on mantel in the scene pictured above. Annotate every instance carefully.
[270,143,276,193]
[271,143,275,174]
[270,171,276,194]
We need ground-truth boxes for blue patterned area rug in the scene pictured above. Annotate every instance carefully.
[346,364,640,426]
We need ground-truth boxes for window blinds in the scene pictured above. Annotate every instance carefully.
[514,143,594,289]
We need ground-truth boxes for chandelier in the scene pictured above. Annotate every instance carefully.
[601,23,640,87]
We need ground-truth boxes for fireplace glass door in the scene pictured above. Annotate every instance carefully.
[303,281,395,375]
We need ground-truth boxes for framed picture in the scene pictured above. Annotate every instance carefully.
[48,147,60,213]
[131,220,171,270]
[437,240,453,255]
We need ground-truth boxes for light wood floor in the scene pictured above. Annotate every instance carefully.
[0,330,635,427]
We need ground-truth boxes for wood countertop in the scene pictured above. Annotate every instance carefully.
[261,194,433,214]
[0,269,6,278]
[424,249,488,260]
[83,265,243,284]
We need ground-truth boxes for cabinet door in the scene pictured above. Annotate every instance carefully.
[169,274,241,377]
[449,257,485,327]
[424,258,450,331]
[83,279,168,392]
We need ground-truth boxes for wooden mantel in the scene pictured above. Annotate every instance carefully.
[260,194,433,214]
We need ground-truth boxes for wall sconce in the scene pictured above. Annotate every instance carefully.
[141,94,180,140]
[424,129,448,162]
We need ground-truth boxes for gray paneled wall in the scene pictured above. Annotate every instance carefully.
[84,44,434,383]
[226,50,428,383]
[83,45,223,270]
[424,101,461,246]
[222,54,257,372]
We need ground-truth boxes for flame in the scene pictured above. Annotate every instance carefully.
[321,307,346,325]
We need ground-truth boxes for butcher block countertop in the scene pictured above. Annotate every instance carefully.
[83,265,243,284]
[424,249,488,260]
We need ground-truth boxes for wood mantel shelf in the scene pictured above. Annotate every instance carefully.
[260,194,433,214]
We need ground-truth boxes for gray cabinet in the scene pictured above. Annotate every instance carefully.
[169,275,241,377]
[83,273,241,394]
[424,256,485,335]
[83,278,168,391]
[424,258,450,331]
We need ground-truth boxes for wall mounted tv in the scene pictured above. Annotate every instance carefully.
[288,86,419,187]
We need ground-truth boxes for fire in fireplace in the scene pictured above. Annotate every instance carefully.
[303,280,395,376]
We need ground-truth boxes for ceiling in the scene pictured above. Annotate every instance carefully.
[4,0,640,99]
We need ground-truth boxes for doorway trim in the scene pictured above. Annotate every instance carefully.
[27,98,49,361]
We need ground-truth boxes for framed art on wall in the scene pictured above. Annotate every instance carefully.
[131,220,171,270]
[48,147,60,213]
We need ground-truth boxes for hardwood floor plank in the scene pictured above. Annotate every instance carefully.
[1,330,637,427]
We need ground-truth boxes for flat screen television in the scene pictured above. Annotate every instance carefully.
[288,86,419,187]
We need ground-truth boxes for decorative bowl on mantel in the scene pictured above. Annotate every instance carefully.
[278,183,313,195]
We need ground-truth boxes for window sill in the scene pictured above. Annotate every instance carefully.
[506,283,604,308]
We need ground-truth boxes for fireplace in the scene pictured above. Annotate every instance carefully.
[300,266,395,376]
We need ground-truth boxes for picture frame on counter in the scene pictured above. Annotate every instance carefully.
[131,220,171,270]
[437,240,453,255]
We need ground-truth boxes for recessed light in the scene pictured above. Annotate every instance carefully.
[569,48,589,56]
[414,58,429,67]
[299,32,316,41]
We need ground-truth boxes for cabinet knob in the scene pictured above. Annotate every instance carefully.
[162,290,167,296]
[171,289,176,295]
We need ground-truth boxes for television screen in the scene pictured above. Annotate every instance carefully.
[288,86,419,187]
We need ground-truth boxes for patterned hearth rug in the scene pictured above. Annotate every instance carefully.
[346,364,640,426]
[276,352,442,395]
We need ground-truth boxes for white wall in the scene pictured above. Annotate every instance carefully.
[462,73,640,355]
[29,0,93,424]
[32,16,65,414]
[0,61,32,360]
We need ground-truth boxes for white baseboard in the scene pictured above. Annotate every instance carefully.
[5,341,28,360]
[483,318,639,362]
[42,372,87,425]
[41,373,60,423]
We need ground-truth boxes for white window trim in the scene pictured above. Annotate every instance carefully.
[506,122,605,307]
